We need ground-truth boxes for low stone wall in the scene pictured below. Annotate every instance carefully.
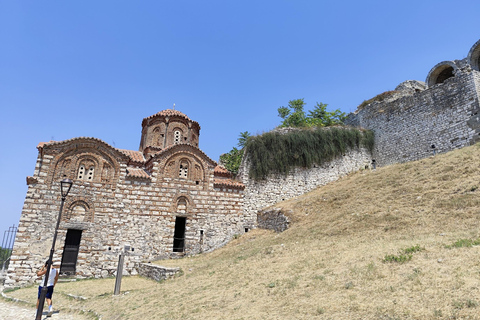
[257,208,290,232]
[135,262,180,282]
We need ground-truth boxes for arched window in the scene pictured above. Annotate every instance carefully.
[77,165,85,180]
[179,160,188,179]
[174,130,182,144]
[76,160,95,181]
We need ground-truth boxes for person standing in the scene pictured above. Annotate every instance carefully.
[36,260,59,316]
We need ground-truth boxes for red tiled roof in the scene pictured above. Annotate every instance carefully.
[117,149,145,163]
[142,109,200,129]
[214,165,232,178]
[36,138,147,165]
[214,178,245,190]
[126,168,151,180]
[37,141,55,148]
[37,138,129,160]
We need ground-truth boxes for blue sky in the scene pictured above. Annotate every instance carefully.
[1,0,479,235]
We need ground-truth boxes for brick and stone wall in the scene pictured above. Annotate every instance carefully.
[239,147,371,218]
[6,111,250,288]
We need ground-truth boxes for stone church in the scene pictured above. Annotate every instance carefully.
[7,109,253,286]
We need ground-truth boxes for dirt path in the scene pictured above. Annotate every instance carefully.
[0,299,89,320]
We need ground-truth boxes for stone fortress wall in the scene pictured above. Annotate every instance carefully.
[345,39,480,166]
[241,38,480,219]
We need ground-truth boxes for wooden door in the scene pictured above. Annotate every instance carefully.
[60,229,82,274]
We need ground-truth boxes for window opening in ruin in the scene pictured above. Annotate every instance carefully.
[435,67,454,84]
[60,229,82,275]
[174,130,182,144]
[245,228,249,233]
[195,181,199,185]
[173,217,186,253]
[179,161,188,179]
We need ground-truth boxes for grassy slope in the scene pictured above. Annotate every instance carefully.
[6,144,480,319]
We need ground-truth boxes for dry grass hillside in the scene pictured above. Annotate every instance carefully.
[5,143,480,319]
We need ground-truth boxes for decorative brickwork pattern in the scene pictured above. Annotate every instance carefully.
[6,110,248,288]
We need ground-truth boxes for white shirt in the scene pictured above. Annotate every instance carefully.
[41,268,57,287]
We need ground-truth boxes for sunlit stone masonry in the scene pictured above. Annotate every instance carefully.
[345,39,480,166]
[7,38,480,288]
[6,109,253,287]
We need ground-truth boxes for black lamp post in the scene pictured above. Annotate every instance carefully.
[35,176,72,320]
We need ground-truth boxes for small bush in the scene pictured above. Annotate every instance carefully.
[403,245,423,254]
[445,238,480,249]
[383,245,424,264]
[383,254,412,264]
[317,307,325,314]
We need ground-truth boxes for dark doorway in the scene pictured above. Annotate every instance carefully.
[60,229,82,275]
[173,217,186,252]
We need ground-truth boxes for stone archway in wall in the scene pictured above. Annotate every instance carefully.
[169,193,195,214]
[426,61,458,87]
[63,197,95,223]
[169,194,195,253]
[467,39,480,71]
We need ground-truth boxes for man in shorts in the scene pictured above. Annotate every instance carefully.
[36,260,59,317]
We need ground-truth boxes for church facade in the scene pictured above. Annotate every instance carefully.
[6,109,252,286]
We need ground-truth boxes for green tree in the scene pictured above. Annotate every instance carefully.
[237,131,251,148]
[220,131,251,176]
[278,99,307,127]
[278,99,346,128]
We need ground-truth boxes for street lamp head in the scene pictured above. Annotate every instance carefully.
[60,176,73,198]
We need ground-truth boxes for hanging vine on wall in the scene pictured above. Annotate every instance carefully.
[244,127,374,180]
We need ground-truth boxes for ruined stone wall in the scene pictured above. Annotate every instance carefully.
[135,262,180,282]
[345,70,480,166]
[240,148,371,217]
[257,208,290,233]
[6,153,247,288]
